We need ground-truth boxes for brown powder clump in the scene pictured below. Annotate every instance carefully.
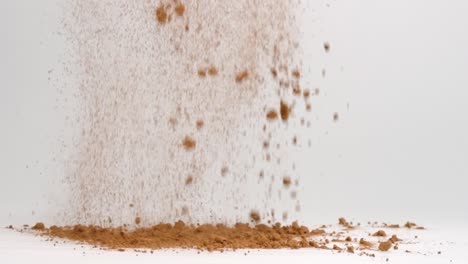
[266,110,278,120]
[373,230,387,237]
[333,244,342,251]
[155,6,168,24]
[249,211,261,223]
[389,234,402,243]
[135,217,141,225]
[221,166,229,177]
[174,4,185,16]
[185,176,193,185]
[235,70,249,83]
[207,66,218,76]
[292,70,300,79]
[378,241,392,252]
[182,136,196,150]
[333,112,339,122]
[197,69,207,78]
[338,217,352,228]
[292,87,301,96]
[271,68,278,78]
[404,222,417,229]
[324,42,330,53]
[32,222,45,230]
[279,101,290,121]
[282,177,292,187]
[359,238,373,248]
[347,246,355,253]
[196,120,204,129]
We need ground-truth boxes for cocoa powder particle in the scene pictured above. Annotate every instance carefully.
[333,112,339,122]
[196,120,204,129]
[174,4,185,16]
[221,166,229,177]
[185,176,193,185]
[359,238,373,248]
[182,136,196,150]
[379,241,392,252]
[197,69,207,78]
[404,222,417,229]
[373,230,387,237]
[292,86,301,95]
[235,70,249,83]
[249,211,261,223]
[279,101,290,121]
[207,66,218,76]
[266,110,278,120]
[135,217,141,225]
[324,42,330,53]
[338,217,352,228]
[333,244,342,251]
[389,234,402,243]
[155,6,168,24]
[271,68,278,78]
[283,177,292,187]
[32,223,45,230]
[292,70,300,79]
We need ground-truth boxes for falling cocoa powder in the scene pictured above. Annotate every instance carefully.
[135,217,141,225]
[197,69,207,78]
[155,6,168,24]
[174,4,185,16]
[292,70,300,79]
[324,42,330,53]
[283,177,292,187]
[185,176,193,185]
[196,120,204,129]
[266,110,278,120]
[333,112,339,122]
[271,68,278,78]
[182,136,196,150]
[235,70,249,83]
[279,101,290,121]
[207,66,218,76]
[50,0,348,249]
[249,211,261,223]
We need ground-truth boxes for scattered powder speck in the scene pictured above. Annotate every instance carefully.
[235,70,249,83]
[156,5,168,24]
[182,136,196,150]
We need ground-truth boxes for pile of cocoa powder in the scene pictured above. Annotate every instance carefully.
[24,218,426,254]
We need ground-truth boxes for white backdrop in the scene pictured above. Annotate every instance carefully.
[1,0,467,227]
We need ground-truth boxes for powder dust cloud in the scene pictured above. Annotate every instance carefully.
[58,0,316,228]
